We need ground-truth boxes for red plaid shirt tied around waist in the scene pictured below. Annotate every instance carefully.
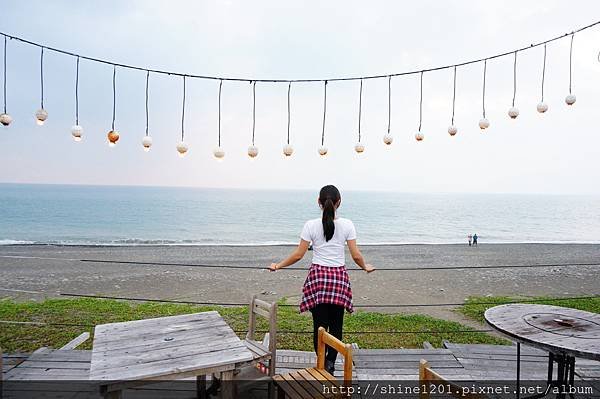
[299,264,353,313]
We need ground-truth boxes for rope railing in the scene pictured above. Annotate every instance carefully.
[0,319,493,335]
[58,292,600,309]
[1,255,596,272]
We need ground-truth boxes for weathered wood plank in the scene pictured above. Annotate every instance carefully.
[59,332,90,351]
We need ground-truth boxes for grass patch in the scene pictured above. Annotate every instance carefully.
[0,297,505,353]
[458,295,600,324]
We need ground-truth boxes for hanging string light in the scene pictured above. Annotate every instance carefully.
[537,44,549,113]
[354,79,365,153]
[35,47,48,126]
[508,51,519,119]
[141,71,153,151]
[565,33,576,105]
[70,57,83,142]
[283,82,294,157]
[213,80,225,160]
[248,81,259,158]
[415,72,424,142]
[383,75,393,145]
[176,76,189,157]
[448,67,458,136]
[479,59,490,130]
[319,81,328,157]
[0,36,12,126]
[107,66,120,146]
[137,71,152,151]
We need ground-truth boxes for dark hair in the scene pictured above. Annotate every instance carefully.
[319,185,341,242]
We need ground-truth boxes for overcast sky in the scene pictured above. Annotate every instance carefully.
[1,0,599,194]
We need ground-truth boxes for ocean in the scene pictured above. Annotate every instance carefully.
[0,183,599,246]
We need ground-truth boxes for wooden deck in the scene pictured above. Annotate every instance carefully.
[3,343,600,398]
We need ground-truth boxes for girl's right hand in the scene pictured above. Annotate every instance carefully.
[268,263,279,272]
[364,264,375,273]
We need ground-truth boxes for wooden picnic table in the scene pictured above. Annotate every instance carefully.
[89,311,254,399]
[485,303,600,399]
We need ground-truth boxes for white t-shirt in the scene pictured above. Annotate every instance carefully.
[300,217,357,267]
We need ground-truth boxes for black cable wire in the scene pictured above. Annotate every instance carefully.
[58,292,600,309]
[321,80,327,146]
[111,66,116,130]
[482,59,487,118]
[512,51,517,107]
[0,318,494,335]
[0,22,595,82]
[419,72,425,131]
[287,82,291,145]
[181,76,186,141]
[3,36,7,114]
[387,75,391,134]
[541,44,546,102]
[357,79,363,142]
[76,258,600,271]
[39,47,44,109]
[75,56,79,125]
[218,79,222,147]
[251,81,256,146]
[145,70,149,136]
[568,33,574,94]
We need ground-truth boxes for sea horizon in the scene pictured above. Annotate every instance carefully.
[2,183,599,246]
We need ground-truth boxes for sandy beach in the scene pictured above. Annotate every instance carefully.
[0,243,598,326]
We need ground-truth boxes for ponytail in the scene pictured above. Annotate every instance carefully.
[319,185,341,242]
[322,198,335,241]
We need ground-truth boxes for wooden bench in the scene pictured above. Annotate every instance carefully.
[419,359,487,399]
[273,327,352,399]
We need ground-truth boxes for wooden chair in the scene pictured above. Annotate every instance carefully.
[207,295,278,397]
[244,294,277,377]
[419,359,487,399]
[273,327,353,399]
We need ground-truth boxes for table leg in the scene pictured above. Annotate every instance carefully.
[516,342,521,399]
[197,374,207,399]
[104,390,122,399]
[219,370,235,399]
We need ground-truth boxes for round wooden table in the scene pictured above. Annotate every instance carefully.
[485,304,600,399]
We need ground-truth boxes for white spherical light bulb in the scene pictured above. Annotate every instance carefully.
[415,131,424,142]
[71,125,83,142]
[247,145,259,159]
[283,144,294,157]
[35,108,48,126]
[318,145,328,157]
[176,141,189,157]
[565,94,576,106]
[0,113,13,126]
[354,142,365,154]
[536,102,548,113]
[142,136,153,152]
[213,146,225,160]
[383,133,393,145]
[448,125,458,136]
[508,107,519,119]
[479,118,490,130]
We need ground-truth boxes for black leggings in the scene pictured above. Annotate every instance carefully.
[310,303,344,362]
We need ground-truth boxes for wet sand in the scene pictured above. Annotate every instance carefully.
[0,244,599,326]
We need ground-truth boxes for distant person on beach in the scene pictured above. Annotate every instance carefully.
[269,185,375,374]
[473,233,478,246]
[468,234,472,246]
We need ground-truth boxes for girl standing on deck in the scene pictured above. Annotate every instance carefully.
[268,185,375,374]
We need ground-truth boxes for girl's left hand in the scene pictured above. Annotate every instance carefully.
[268,263,279,272]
